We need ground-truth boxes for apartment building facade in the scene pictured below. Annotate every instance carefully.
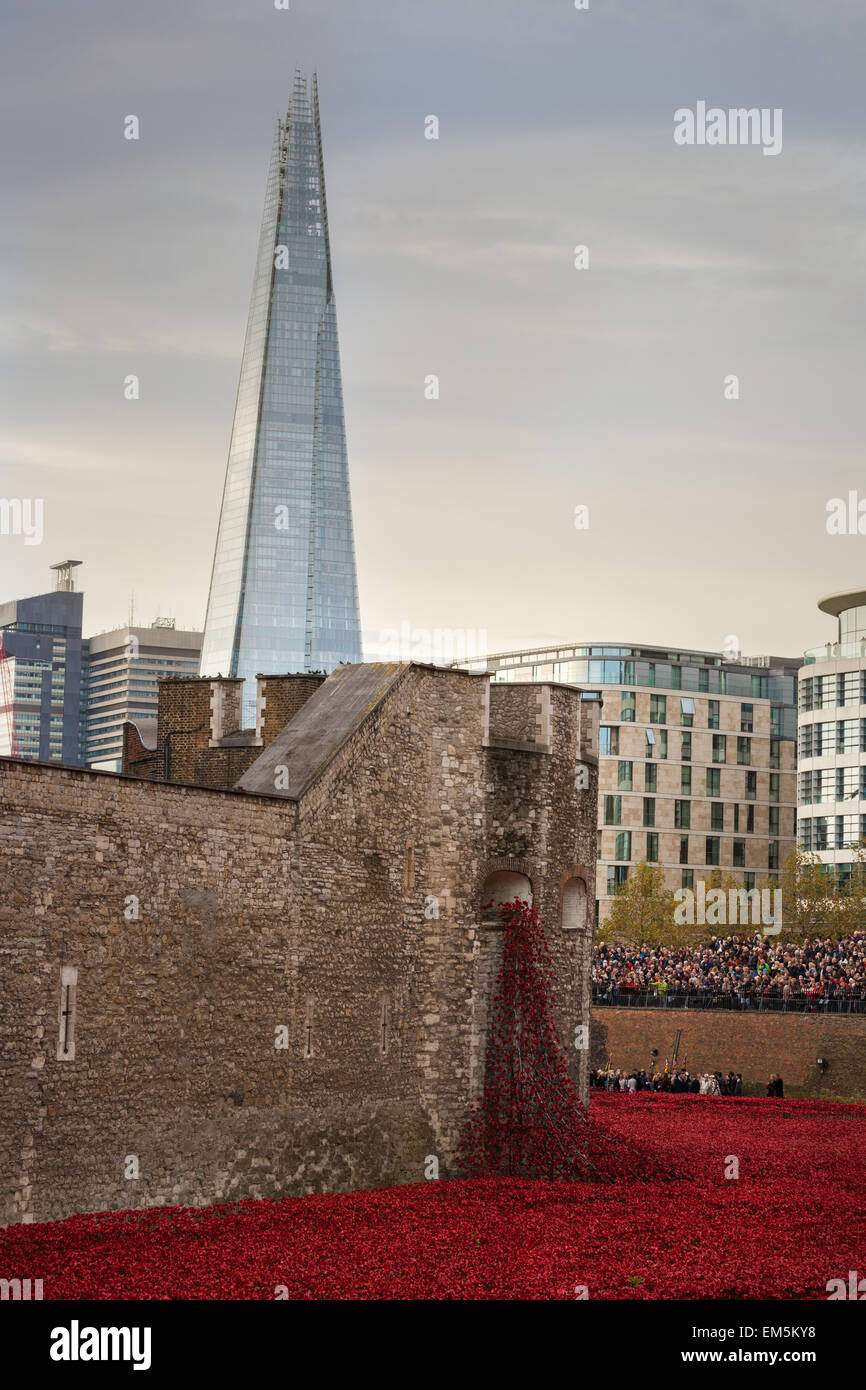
[0,562,86,765]
[455,642,800,923]
[84,621,202,771]
[798,587,866,882]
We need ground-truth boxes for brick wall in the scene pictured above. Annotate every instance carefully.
[142,674,327,789]
[591,1006,866,1100]
[121,723,159,779]
[154,677,211,784]
[258,674,327,745]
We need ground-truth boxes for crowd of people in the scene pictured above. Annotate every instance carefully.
[590,1067,744,1094]
[592,932,866,1009]
[590,1068,786,1097]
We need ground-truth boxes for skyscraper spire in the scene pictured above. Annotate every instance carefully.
[200,70,362,720]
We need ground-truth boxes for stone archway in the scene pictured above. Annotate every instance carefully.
[561,876,588,932]
[479,869,533,926]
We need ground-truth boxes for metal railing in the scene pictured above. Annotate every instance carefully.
[804,641,866,665]
[591,986,866,1015]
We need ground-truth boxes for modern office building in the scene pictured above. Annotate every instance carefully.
[84,620,202,771]
[798,587,866,882]
[455,641,800,923]
[0,561,86,764]
[199,69,362,723]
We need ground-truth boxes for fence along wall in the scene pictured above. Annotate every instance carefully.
[591,1006,866,1100]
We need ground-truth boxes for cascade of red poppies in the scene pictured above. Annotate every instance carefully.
[456,898,664,1182]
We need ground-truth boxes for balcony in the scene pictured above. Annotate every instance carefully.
[804,641,866,665]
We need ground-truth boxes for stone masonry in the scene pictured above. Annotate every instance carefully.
[0,663,599,1225]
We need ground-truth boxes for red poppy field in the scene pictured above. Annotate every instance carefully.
[4,1094,865,1301]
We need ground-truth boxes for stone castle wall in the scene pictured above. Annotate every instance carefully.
[0,666,598,1226]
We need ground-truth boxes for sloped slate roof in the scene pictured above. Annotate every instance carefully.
[235,662,408,799]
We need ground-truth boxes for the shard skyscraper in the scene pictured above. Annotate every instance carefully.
[200,70,362,720]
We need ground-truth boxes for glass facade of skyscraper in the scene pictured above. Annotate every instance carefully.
[200,70,362,721]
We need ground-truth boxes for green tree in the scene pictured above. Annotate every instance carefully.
[600,861,689,948]
[779,844,866,941]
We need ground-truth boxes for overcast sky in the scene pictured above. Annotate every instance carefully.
[2,0,865,660]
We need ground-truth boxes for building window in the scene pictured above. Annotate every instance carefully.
[837,815,861,849]
[769,806,780,836]
[733,839,746,868]
[737,736,751,766]
[769,773,780,803]
[642,797,655,827]
[799,820,812,851]
[614,831,632,862]
[674,800,690,829]
[681,731,692,761]
[617,761,633,791]
[681,869,694,890]
[706,837,720,867]
[769,738,781,769]
[740,703,754,733]
[768,841,779,871]
[607,865,628,895]
[646,832,659,862]
[745,771,757,801]
[621,691,635,723]
[841,671,860,706]
[746,804,755,833]
[733,804,740,832]
[603,794,621,825]
[744,872,755,890]
[646,728,656,755]
[712,734,726,763]
[708,699,720,730]
[659,730,668,760]
[650,694,666,724]
[681,766,692,794]
[645,763,657,792]
[679,836,689,865]
[706,768,720,797]
[599,725,619,756]
[711,802,724,832]
[680,696,695,727]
